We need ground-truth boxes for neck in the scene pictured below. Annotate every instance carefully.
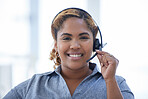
[60,63,92,80]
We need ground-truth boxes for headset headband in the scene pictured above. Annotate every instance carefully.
[52,7,92,24]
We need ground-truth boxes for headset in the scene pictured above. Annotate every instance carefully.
[52,7,106,62]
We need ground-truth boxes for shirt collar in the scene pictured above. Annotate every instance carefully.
[47,62,101,76]
[89,62,102,76]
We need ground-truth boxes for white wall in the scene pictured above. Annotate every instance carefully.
[100,0,148,98]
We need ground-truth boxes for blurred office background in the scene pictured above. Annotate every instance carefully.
[0,0,148,98]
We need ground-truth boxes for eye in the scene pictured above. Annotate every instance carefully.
[80,36,89,40]
[62,37,71,40]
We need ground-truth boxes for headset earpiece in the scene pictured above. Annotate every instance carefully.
[93,39,101,52]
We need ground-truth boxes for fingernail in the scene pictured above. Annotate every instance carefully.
[101,63,103,67]
[96,49,99,51]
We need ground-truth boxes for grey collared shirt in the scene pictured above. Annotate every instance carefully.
[3,63,134,99]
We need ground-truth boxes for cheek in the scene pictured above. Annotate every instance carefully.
[83,40,93,53]
[57,42,68,56]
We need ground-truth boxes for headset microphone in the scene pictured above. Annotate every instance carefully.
[86,25,107,63]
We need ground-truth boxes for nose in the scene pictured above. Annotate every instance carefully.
[70,40,80,50]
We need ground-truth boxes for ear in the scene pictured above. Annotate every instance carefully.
[54,40,57,51]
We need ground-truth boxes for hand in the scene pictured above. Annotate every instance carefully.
[96,50,119,82]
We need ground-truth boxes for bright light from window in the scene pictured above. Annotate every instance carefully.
[100,0,148,98]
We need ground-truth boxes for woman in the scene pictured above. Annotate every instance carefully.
[3,8,134,99]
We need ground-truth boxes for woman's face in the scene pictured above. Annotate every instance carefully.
[55,17,94,70]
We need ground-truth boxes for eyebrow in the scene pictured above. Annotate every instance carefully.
[61,32,90,37]
[79,32,90,36]
[61,33,72,36]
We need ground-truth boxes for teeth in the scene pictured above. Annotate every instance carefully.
[69,54,82,57]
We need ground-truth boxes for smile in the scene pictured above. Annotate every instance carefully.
[67,54,83,57]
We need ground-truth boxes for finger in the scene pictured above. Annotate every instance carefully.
[105,54,119,68]
[97,54,108,68]
[96,50,105,55]
[97,54,103,64]
[100,63,104,67]
[96,50,109,66]
[96,51,113,63]
[102,55,109,67]
[96,50,110,55]
[96,50,119,67]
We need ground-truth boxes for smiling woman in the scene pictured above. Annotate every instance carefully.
[55,17,93,71]
[50,8,97,70]
[3,8,134,99]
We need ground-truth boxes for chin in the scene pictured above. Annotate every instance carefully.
[66,61,88,70]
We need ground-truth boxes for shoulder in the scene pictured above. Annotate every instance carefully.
[115,75,129,89]
[3,71,54,99]
[115,75,135,99]
[23,71,56,89]
[31,71,54,80]
[115,75,126,84]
